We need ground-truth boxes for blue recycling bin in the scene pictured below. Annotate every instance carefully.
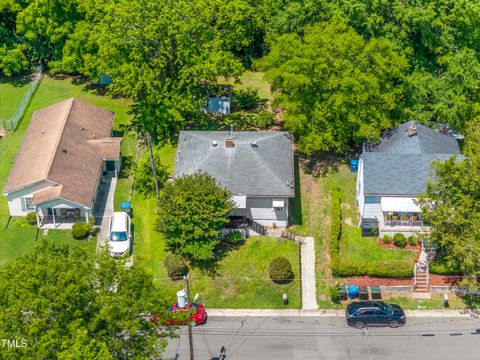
[350,159,359,173]
[121,201,131,214]
[348,284,359,299]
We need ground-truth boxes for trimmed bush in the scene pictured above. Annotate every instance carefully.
[329,286,340,304]
[408,235,418,247]
[334,259,414,278]
[329,186,341,272]
[269,257,294,284]
[224,230,243,244]
[393,233,407,248]
[26,212,37,225]
[382,234,392,244]
[164,253,188,280]
[71,222,91,239]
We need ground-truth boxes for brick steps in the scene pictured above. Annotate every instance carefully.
[414,271,429,292]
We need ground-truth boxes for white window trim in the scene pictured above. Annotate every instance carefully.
[22,196,34,212]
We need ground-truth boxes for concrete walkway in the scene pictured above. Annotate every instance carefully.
[301,237,319,310]
[207,309,476,318]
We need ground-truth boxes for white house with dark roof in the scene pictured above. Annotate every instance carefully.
[356,121,463,236]
[174,130,295,227]
[2,98,121,228]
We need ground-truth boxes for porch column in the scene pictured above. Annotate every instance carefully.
[52,208,56,228]
[34,206,40,228]
[85,208,89,223]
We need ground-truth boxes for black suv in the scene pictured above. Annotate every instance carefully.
[346,301,406,328]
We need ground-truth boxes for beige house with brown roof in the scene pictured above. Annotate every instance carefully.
[2,98,122,228]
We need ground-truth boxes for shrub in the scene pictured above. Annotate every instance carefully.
[329,186,341,272]
[26,212,37,225]
[232,88,260,111]
[269,257,294,284]
[382,234,392,244]
[334,259,414,278]
[329,286,340,304]
[224,230,243,244]
[71,222,91,239]
[164,253,188,280]
[393,233,407,248]
[429,260,461,275]
[408,235,418,247]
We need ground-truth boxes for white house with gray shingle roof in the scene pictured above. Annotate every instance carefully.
[174,130,295,227]
[356,121,463,236]
[2,98,121,228]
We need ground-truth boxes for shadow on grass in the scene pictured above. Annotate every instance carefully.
[291,154,302,226]
[0,74,31,87]
[300,147,362,177]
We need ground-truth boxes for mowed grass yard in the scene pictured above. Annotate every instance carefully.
[0,75,30,126]
[0,75,131,267]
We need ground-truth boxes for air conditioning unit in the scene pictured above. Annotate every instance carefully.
[273,200,285,210]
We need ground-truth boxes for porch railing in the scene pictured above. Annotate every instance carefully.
[384,220,423,227]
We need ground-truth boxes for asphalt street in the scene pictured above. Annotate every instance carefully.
[164,316,480,360]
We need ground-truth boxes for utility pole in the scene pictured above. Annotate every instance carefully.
[185,273,194,360]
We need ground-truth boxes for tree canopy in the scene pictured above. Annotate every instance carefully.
[258,19,408,154]
[0,241,173,359]
[417,125,480,298]
[156,172,233,263]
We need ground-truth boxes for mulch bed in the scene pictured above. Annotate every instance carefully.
[341,275,464,287]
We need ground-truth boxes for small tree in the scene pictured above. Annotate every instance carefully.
[156,172,233,262]
[134,148,167,197]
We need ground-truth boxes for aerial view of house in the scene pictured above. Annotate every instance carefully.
[356,121,462,236]
[174,130,294,227]
[2,98,121,228]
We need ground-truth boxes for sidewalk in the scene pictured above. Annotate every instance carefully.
[207,309,476,318]
[301,237,319,310]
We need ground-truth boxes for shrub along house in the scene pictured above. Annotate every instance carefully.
[356,121,463,236]
[174,130,295,227]
[2,98,121,228]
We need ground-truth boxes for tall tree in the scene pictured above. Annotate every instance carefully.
[258,18,408,154]
[0,241,173,359]
[156,172,233,263]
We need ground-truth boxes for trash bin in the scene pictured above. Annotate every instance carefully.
[121,201,131,214]
[443,293,449,308]
[350,159,359,173]
[359,286,369,300]
[348,285,359,299]
[370,286,381,300]
[338,286,348,301]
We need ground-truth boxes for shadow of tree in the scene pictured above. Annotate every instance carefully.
[0,74,31,87]
[299,147,362,177]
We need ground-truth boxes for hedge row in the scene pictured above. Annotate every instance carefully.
[334,260,414,278]
[329,185,341,272]
[429,260,461,275]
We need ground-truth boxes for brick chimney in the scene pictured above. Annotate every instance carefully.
[407,124,417,137]
[225,138,234,148]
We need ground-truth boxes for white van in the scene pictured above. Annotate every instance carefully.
[107,212,132,257]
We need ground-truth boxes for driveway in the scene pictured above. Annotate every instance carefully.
[94,174,116,250]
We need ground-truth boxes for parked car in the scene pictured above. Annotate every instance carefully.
[346,301,406,328]
[167,302,207,326]
[107,212,132,257]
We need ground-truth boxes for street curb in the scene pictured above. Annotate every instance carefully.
[207,309,475,318]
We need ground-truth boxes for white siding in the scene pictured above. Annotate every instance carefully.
[5,180,55,216]
[246,197,289,227]
[356,157,365,220]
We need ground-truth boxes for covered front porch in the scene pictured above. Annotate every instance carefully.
[35,205,91,229]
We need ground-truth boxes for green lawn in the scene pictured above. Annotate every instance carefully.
[0,75,30,126]
[223,70,273,102]
[333,165,417,270]
[0,75,131,267]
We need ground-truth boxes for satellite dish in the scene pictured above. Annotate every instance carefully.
[193,293,199,303]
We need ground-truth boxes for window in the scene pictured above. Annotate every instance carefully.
[22,197,34,212]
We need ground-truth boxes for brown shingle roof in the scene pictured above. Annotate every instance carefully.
[31,185,63,206]
[3,98,120,208]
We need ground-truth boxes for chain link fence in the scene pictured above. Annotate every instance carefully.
[2,65,44,131]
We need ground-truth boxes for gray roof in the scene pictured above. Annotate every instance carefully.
[363,121,463,195]
[366,121,460,154]
[174,131,294,197]
[363,153,465,195]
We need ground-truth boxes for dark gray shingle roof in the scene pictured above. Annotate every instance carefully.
[174,131,294,197]
[362,121,462,195]
[367,121,460,154]
[363,153,465,195]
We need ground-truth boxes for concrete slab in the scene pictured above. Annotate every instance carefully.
[301,237,319,310]
[413,292,431,299]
